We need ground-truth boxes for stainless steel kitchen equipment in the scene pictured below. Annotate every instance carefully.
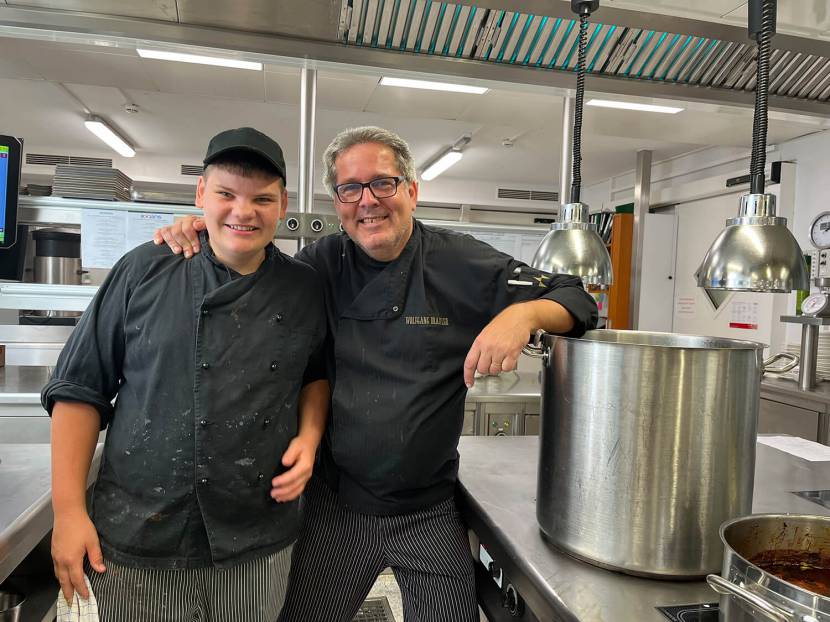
[524,330,787,578]
[780,215,830,392]
[0,590,23,622]
[708,513,830,622]
[697,0,809,295]
[531,0,613,288]
[27,228,82,321]
[32,229,81,287]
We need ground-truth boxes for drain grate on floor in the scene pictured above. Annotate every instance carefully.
[353,596,395,622]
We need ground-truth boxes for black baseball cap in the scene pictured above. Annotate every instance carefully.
[203,127,286,181]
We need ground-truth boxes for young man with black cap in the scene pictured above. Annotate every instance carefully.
[44,127,329,621]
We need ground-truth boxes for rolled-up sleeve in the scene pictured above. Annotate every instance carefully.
[462,237,598,337]
[41,255,134,427]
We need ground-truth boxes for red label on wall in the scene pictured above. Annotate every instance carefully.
[729,322,758,330]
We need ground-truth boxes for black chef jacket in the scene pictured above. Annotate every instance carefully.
[42,234,327,568]
[297,219,597,515]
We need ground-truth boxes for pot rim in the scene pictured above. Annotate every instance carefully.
[544,329,767,352]
[719,513,830,609]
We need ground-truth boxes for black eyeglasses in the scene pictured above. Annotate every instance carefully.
[334,176,405,203]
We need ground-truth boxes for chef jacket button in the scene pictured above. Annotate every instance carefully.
[270,361,279,371]
[199,419,207,427]
[200,478,209,486]
[263,417,271,428]
[201,362,210,370]
[201,308,210,316]
[257,472,264,481]
[392,306,399,312]
[275,313,283,322]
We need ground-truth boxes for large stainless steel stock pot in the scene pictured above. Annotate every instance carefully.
[523,330,797,578]
[708,514,830,622]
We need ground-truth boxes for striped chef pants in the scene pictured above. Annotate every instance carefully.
[84,544,293,622]
[278,476,477,622]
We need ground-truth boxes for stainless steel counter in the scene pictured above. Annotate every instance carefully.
[465,371,543,404]
[0,365,51,405]
[760,375,830,411]
[0,443,102,584]
[456,436,830,622]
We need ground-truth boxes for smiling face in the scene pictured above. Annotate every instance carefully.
[333,142,417,262]
[195,166,287,274]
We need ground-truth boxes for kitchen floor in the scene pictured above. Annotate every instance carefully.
[366,570,488,622]
[366,570,404,620]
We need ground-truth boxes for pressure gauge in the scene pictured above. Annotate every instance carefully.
[810,212,830,249]
[802,293,830,316]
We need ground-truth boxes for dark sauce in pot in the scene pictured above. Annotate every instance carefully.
[749,550,830,597]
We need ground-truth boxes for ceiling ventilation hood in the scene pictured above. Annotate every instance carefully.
[337,1,830,105]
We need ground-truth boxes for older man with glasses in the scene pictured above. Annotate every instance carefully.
[154,126,597,622]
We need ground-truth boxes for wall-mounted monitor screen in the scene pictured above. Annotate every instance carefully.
[0,135,22,248]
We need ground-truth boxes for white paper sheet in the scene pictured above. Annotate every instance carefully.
[81,209,127,269]
[126,212,174,252]
[758,435,830,462]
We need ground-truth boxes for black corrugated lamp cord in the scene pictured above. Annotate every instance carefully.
[569,1,596,204]
[749,0,777,195]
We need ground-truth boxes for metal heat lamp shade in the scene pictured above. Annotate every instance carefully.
[532,203,613,287]
[697,0,808,293]
[532,0,611,287]
[696,194,807,292]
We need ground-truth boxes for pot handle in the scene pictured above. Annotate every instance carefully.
[706,574,796,622]
[762,352,799,375]
[522,329,549,361]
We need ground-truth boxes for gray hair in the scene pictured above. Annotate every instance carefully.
[322,126,417,197]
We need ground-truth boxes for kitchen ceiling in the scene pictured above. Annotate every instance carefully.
[1,0,828,117]
[0,33,824,191]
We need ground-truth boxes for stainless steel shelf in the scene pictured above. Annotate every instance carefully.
[19,195,200,226]
[0,283,97,312]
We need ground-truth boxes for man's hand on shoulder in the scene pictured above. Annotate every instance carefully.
[153,216,206,258]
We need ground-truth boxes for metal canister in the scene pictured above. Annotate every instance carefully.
[31,228,82,318]
[32,228,81,285]
[527,330,766,578]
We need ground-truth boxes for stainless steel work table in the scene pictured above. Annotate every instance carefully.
[456,436,830,622]
[761,375,830,411]
[0,443,101,585]
[465,371,543,404]
[0,366,50,405]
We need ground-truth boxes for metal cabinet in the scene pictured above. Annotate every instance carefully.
[759,397,825,443]
[523,404,540,436]
[477,402,525,436]
[462,407,477,436]
[461,400,542,436]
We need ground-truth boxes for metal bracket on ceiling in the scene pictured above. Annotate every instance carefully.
[571,1,600,17]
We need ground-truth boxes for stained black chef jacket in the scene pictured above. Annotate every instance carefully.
[42,234,327,568]
[297,219,598,515]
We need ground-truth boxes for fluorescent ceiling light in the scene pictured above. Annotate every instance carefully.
[421,150,463,181]
[84,116,135,158]
[586,99,684,114]
[380,76,487,94]
[136,48,262,71]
